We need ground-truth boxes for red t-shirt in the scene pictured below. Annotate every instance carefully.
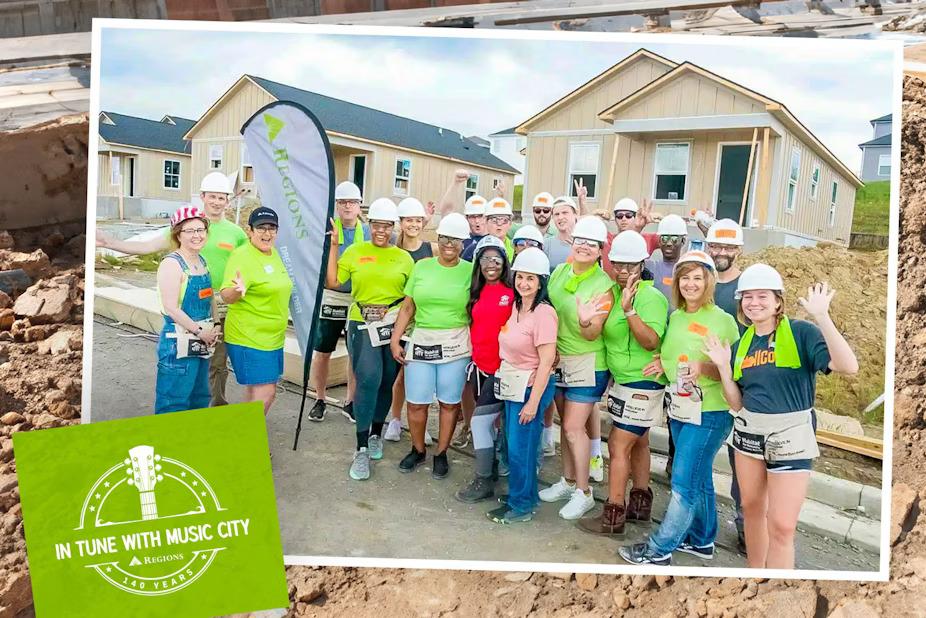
[470,282,515,374]
[602,231,660,279]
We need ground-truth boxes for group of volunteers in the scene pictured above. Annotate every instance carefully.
[97,166,859,570]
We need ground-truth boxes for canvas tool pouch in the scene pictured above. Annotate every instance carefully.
[494,360,533,402]
[320,289,351,320]
[363,306,402,348]
[728,407,819,462]
[607,384,665,427]
[553,353,596,388]
[406,326,471,364]
[666,385,703,425]
[167,320,215,359]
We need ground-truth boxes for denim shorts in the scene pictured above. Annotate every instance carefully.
[404,356,471,404]
[226,342,283,385]
[557,369,610,403]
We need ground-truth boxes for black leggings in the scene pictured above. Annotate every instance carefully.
[347,321,400,449]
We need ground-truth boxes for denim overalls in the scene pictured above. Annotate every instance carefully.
[154,252,213,414]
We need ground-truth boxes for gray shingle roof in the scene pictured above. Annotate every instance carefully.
[871,113,891,124]
[248,75,519,174]
[489,126,518,136]
[859,134,891,147]
[100,112,194,154]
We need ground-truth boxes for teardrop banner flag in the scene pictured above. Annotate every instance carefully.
[241,101,334,450]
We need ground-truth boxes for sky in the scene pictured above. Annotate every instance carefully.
[98,26,898,173]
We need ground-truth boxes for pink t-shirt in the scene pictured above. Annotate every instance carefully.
[498,303,559,384]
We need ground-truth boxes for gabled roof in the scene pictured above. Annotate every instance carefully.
[185,75,518,174]
[99,111,194,154]
[466,135,491,148]
[870,113,892,124]
[489,126,518,136]
[859,134,891,148]
[514,49,678,134]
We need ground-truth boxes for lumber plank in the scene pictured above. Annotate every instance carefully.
[817,429,883,460]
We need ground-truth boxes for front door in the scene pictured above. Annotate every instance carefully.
[715,144,751,222]
[351,155,366,197]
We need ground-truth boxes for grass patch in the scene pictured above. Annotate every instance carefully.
[100,251,167,272]
[851,180,890,235]
[513,184,523,212]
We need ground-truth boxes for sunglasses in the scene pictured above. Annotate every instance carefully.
[660,235,685,246]
[437,235,463,246]
[572,237,600,248]
[614,212,635,220]
[533,207,552,215]
[479,255,505,267]
[514,239,542,249]
[487,215,511,224]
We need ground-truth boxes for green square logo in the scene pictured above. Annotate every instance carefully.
[13,403,289,617]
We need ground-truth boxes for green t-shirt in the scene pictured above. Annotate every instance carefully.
[403,257,473,330]
[337,242,414,323]
[660,304,740,412]
[547,262,614,371]
[603,281,669,384]
[165,218,248,291]
[221,243,293,351]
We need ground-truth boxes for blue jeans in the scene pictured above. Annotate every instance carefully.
[648,411,733,556]
[154,333,210,415]
[505,377,556,515]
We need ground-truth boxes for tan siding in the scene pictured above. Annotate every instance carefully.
[98,154,116,197]
[97,147,191,202]
[621,72,766,121]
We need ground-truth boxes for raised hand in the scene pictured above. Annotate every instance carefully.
[621,272,640,313]
[574,177,588,206]
[328,217,340,249]
[494,179,506,198]
[798,282,835,322]
[233,270,246,297]
[634,198,654,232]
[576,293,612,325]
[454,169,470,184]
[702,334,732,372]
[425,201,436,216]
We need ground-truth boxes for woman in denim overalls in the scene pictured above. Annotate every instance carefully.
[155,207,220,414]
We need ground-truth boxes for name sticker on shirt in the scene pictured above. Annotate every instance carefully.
[263,264,274,274]
[198,287,214,300]
[218,242,235,251]
[662,276,673,286]
[359,256,377,264]
[687,322,709,336]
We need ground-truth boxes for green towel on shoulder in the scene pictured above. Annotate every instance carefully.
[733,316,801,381]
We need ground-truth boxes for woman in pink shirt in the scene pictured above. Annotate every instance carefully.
[488,247,559,524]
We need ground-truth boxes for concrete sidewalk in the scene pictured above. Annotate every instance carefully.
[89,318,879,572]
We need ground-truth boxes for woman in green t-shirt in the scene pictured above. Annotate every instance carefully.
[325,198,414,482]
[220,207,293,418]
[619,250,739,567]
[390,213,473,480]
[579,231,668,537]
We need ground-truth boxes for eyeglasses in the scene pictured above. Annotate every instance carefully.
[610,261,641,273]
[514,239,541,249]
[180,227,207,236]
[707,243,739,254]
[437,235,463,246]
[487,215,511,225]
[336,200,361,207]
[614,211,635,221]
[660,235,685,246]
[254,224,278,233]
[532,207,551,215]
[572,237,600,248]
[479,255,504,267]
[370,222,394,232]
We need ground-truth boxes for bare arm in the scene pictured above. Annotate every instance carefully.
[799,283,859,375]
[627,315,660,351]
[438,169,470,216]
[325,218,342,290]
[526,342,557,409]
[389,297,417,365]
[97,228,170,255]
[703,335,742,411]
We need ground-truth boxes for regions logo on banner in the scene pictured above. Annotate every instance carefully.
[13,403,289,617]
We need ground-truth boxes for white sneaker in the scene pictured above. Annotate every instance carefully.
[559,487,595,520]
[589,455,604,483]
[425,429,434,446]
[543,439,556,457]
[539,477,576,503]
[384,419,402,442]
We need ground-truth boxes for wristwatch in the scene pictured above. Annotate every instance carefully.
[196,325,204,335]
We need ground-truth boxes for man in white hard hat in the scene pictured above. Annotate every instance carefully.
[461,195,489,255]
[308,181,367,423]
[512,224,545,256]
[602,198,662,270]
[510,192,558,239]
[96,171,248,407]
[644,214,688,306]
[462,197,515,262]
[544,195,580,269]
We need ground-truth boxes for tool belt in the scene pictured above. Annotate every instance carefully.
[728,407,819,462]
[358,298,403,323]
[607,383,665,428]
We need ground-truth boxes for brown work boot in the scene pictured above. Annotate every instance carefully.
[577,501,625,535]
[626,487,654,522]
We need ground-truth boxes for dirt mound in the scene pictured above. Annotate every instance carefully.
[738,244,888,421]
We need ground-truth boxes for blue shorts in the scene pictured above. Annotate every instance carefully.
[557,369,610,404]
[226,342,283,386]
[404,356,470,404]
[737,411,817,473]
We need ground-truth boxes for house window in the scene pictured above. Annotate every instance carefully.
[394,158,411,196]
[810,163,820,200]
[163,159,180,190]
[241,142,254,184]
[653,142,690,202]
[829,181,838,227]
[878,154,891,177]
[568,142,599,199]
[465,174,479,201]
[111,156,120,186]
[786,147,801,213]
[209,144,223,170]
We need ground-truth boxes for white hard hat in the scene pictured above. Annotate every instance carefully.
[485,197,513,217]
[657,214,688,236]
[608,231,649,263]
[474,234,507,259]
[397,197,426,218]
[532,192,555,209]
[511,247,550,276]
[199,171,232,195]
[367,198,399,223]
[552,195,578,212]
[513,225,544,247]
[735,263,784,299]
[571,215,608,243]
[464,195,487,215]
[436,213,471,240]
[674,250,715,273]
[613,197,639,214]
[705,218,744,246]
[334,181,362,201]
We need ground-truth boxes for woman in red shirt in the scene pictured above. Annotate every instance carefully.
[455,235,514,503]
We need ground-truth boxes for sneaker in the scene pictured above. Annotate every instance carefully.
[496,493,509,505]
[384,419,402,442]
[432,451,449,479]
[451,424,471,448]
[398,447,426,473]
[341,402,356,423]
[589,454,604,483]
[543,440,556,457]
[368,435,384,461]
[455,476,494,503]
[349,448,370,481]
[559,487,595,520]
[487,506,533,524]
[424,429,434,446]
[618,543,670,566]
[677,542,714,560]
[308,400,326,422]
[539,477,576,503]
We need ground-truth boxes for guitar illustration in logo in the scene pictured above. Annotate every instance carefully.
[126,445,160,521]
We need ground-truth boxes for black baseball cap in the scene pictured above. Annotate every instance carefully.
[248,207,279,227]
